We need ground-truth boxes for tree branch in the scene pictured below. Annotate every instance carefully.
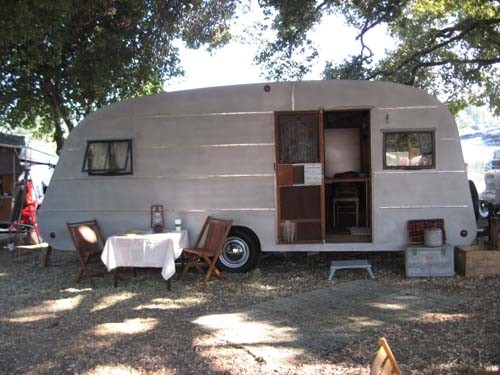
[414,57,500,70]
[370,17,500,79]
[42,83,65,154]
[41,79,73,131]
[353,2,403,66]
[358,18,374,60]
[41,78,73,152]
[278,0,329,58]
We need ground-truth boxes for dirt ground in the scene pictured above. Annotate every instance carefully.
[0,248,499,375]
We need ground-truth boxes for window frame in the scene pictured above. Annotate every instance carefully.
[276,111,320,165]
[82,139,133,176]
[383,130,435,170]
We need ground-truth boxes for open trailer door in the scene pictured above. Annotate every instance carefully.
[274,111,325,244]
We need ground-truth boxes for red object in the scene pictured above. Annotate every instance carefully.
[9,179,42,240]
[20,179,38,226]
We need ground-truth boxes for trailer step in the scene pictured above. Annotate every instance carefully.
[328,259,375,281]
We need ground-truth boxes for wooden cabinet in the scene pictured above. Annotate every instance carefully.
[275,111,325,243]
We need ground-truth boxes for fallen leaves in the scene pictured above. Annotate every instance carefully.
[0,249,499,374]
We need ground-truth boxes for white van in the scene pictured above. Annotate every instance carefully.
[38,81,477,271]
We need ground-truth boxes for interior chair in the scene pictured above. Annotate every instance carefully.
[371,337,402,375]
[333,183,360,228]
[180,216,233,283]
[66,219,105,286]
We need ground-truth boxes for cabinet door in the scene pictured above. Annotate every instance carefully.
[275,112,325,243]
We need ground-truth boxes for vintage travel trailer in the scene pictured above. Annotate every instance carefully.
[38,80,478,272]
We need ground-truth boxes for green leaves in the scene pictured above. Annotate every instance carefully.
[257,0,500,114]
[0,0,238,152]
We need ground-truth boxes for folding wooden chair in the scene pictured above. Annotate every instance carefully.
[66,219,105,287]
[371,337,402,375]
[180,216,233,283]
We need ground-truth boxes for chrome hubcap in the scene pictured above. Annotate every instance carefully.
[220,236,250,268]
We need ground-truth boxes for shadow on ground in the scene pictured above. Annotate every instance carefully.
[0,248,499,374]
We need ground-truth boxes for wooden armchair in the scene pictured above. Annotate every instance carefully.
[371,337,402,375]
[66,219,105,286]
[180,216,233,283]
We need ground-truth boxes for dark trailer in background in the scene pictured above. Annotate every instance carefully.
[0,133,57,243]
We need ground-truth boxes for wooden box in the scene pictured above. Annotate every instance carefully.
[455,246,500,277]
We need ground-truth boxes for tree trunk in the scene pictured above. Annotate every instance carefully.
[42,79,73,154]
[53,119,65,155]
[45,97,65,154]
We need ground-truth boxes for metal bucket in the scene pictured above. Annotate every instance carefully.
[424,228,442,247]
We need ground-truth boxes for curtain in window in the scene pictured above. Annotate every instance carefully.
[384,132,434,168]
[83,140,132,175]
[278,114,319,164]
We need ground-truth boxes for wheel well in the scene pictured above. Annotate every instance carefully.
[469,180,479,221]
[230,225,261,253]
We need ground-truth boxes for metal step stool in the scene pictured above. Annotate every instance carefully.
[328,259,375,281]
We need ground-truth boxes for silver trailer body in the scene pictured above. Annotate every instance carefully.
[38,81,477,264]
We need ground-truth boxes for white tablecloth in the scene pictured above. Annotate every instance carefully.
[101,230,189,280]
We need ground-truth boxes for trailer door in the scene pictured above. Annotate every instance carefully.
[275,111,325,243]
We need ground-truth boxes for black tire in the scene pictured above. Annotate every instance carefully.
[469,180,479,221]
[217,226,260,273]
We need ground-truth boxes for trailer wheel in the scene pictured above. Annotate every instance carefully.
[217,227,260,273]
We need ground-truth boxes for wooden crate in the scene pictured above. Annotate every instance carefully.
[455,246,500,277]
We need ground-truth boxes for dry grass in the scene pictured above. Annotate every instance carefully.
[0,248,499,374]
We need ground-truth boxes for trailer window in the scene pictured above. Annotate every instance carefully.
[384,131,434,169]
[277,113,319,164]
[82,140,133,175]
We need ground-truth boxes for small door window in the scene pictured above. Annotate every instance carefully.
[384,131,434,169]
[82,140,133,175]
[277,113,319,164]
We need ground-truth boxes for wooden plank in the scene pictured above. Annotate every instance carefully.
[274,112,282,244]
[276,165,293,186]
[296,222,322,241]
[279,186,321,220]
[319,109,326,242]
[489,217,500,249]
[1,174,15,194]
